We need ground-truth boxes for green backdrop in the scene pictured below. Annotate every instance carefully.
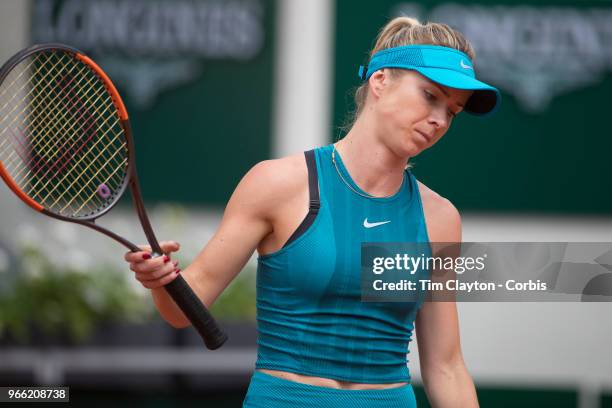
[334,0,612,214]
[31,0,276,205]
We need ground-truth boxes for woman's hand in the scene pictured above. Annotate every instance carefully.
[124,241,181,289]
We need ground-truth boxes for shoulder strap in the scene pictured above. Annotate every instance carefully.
[282,149,320,248]
[305,149,320,212]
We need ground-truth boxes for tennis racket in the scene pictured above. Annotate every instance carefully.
[0,43,228,350]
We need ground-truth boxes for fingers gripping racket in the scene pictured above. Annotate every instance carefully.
[0,44,227,350]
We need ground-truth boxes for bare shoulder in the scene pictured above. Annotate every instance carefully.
[416,180,461,243]
[228,152,307,219]
[243,152,307,197]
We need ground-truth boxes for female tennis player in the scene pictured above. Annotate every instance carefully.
[124,16,500,407]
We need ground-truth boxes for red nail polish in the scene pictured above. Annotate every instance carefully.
[142,253,151,260]
[163,255,170,263]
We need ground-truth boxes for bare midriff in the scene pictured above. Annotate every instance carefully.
[257,369,409,390]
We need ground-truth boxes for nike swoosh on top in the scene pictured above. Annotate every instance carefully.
[363,218,391,228]
[460,59,473,70]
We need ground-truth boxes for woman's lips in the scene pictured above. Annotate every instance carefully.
[415,130,432,143]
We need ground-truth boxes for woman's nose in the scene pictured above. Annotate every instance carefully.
[428,109,448,130]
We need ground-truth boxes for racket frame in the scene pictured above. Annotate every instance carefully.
[0,43,228,349]
[0,43,139,249]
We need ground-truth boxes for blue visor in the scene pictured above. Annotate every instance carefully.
[359,45,501,116]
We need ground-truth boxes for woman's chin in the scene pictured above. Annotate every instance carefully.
[400,140,425,158]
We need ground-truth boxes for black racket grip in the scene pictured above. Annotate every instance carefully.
[164,274,228,350]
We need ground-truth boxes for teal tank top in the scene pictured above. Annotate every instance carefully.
[255,144,430,383]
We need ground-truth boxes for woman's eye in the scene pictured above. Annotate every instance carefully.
[425,89,456,118]
[424,90,435,101]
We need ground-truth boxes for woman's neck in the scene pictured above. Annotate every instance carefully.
[336,118,409,198]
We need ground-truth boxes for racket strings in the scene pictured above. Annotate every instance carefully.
[0,55,88,175]
[0,54,75,162]
[5,65,100,184]
[37,58,128,215]
[1,57,121,215]
[6,63,107,177]
[0,50,129,217]
[15,66,95,164]
[0,53,70,125]
[24,70,125,202]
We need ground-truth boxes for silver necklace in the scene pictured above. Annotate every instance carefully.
[331,143,407,199]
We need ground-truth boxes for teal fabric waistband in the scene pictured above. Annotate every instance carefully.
[243,371,418,408]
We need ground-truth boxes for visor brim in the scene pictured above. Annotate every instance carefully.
[413,67,501,117]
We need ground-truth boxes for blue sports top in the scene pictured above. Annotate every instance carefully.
[255,144,430,383]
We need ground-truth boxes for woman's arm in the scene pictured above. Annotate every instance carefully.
[126,158,303,327]
[416,184,479,407]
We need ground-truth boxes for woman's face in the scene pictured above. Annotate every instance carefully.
[370,69,474,157]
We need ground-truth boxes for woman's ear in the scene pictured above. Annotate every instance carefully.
[368,69,388,99]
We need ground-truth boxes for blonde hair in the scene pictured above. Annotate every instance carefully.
[346,16,475,129]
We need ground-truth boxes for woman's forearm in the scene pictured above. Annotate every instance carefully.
[422,362,479,408]
[149,265,222,329]
[150,286,191,328]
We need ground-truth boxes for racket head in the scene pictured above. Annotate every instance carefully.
[0,43,134,221]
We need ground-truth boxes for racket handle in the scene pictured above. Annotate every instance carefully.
[164,274,228,350]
